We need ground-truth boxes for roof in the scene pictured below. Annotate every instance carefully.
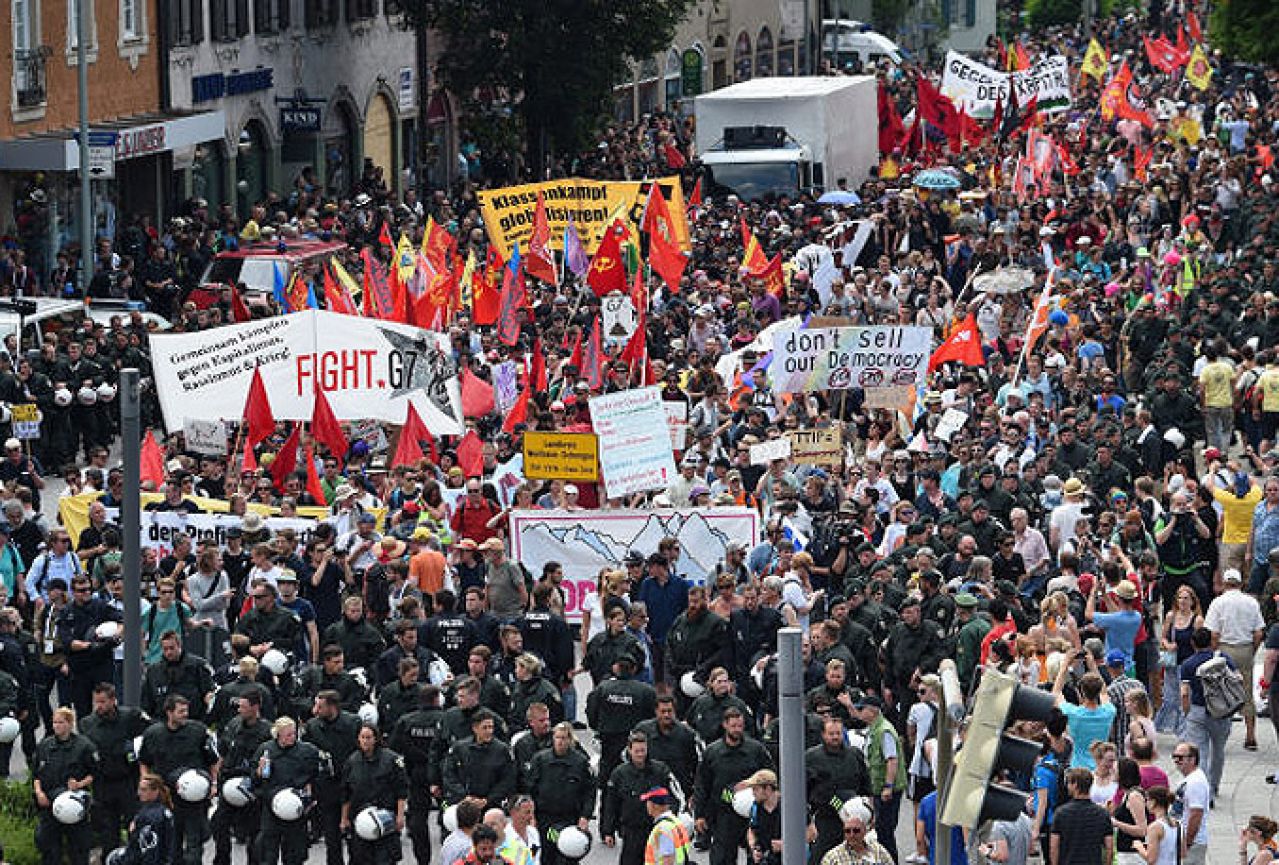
[696,76,874,101]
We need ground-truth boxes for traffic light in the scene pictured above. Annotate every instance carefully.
[940,669,1055,829]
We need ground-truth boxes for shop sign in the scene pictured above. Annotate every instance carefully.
[115,125,167,161]
[281,107,321,132]
[192,67,274,103]
[681,49,703,97]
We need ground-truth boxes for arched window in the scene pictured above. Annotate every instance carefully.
[638,56,660,115]
[756,27,774,77]
[734,30,752,81]
[665,47,682,105]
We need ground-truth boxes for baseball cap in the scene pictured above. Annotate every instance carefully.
[1105,649,1128,667]
[640,787,674,804]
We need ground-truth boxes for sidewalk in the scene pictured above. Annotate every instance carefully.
[1176,720,1279,865]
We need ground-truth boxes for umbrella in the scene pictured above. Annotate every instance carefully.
[818,190,861,205]
[973,267,1037,294]
[912,169,962,191]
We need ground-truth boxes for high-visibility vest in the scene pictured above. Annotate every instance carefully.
[644,815,692,865]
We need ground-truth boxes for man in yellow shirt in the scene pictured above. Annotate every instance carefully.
[1256,355,1279,449]
[1198,341,1236,454]
[1206,458,1262,575]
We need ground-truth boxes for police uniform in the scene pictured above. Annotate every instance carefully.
[602,757,674,865]
[509,675,563,731]
[322,617,387,672]
[586,676,656,785]
[0,666,22,779]
[297,666,366,716]
[442,734,516,811]
[693,735,772,865]
[389,703,446,865]
[302,710,361,865]
[342,746,409,865]
[254,735,321,865]
[140,650,214,722]
[34,729,98,865]
[633,718,700,797]
[211,715,272,865]
[137,718,220,865]
[526,745,596,865]
[685,693,754,744]
[80,703,149,854]
[804,742,870,859]
[663,611,730,714]
[512,727,554,792]
[376,680,423,736]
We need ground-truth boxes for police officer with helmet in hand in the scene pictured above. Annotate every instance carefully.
[602,730,677,865]
[137,693,221,865]
[526,721,597,865]
[34,705,98,865]
[253,715,321,865]
[303,689,362,865]
[80,682,149,858]
[211,690,272,865]
[340,722,409,865]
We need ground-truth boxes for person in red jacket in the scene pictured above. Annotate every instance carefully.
[451,478,501,545]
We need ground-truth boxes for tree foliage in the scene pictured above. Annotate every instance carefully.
[406,0,696,176]
[1211,0,1279,63]
[1024,0,1081,29]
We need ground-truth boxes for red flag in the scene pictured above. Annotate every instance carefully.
[916,76,961,150]
[230,284,253,323]
[455,430,484,477]
[878,83,905,154]
[642,184,687,291]
[565,329,583,371]
[140,430,165,487]
[496,256,526,346]
[241,436,257,472]
[1144,35,1184,74]
[387,258,409,324]
[740,217,769,272]
[304,444,326,504]
[502,386,530,433]
[473,248,503,326]
[1012,42,1030,71]
[529,338,548,391]
[361,249,395,319]
[928,314,985,373]
[1100,61,1153,127]
[391,402,432,468]
[587,222,628,297]
[1134,146,1153,181]
[757,253,785,298]
[1055,140,1081,176]
[958,107,988,146]
[243,366,275,447]
[284,272,312,316]
[460,366,496,417]
[378,221,394,251]
[1187,9,1202,42]
[581,318,605,391]
[1175,26,1189,56]
[310,387,348,460]
[322,265,354,316]
[269,423,301,493]
[525,193,558,285]
[620,303,646,366]
[662,141,687,169]
[687,177,703,210]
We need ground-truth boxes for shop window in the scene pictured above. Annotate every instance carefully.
[167,0,203,44]
[254,0,289,33]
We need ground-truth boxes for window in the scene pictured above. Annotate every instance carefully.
[120,0,138,38]
[756,27,773,77]
[733,31,751,82]
[14,0,34,49]
[346,0,374,21]
[168,0,203,45]
[305,0,337,27]
[67,0,97,50]
[384,0,401,15]
[664,48,681,106]
[210,0,248,40]
[255,0,289,33]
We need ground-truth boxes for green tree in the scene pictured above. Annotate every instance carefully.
[406,0,696,176]
[1024,0,1081,29]
[1212,0,1279,63]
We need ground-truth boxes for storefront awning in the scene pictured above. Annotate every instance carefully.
[0,110,226,172]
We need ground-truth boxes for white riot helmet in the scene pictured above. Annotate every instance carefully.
[176,768,212,802]
[680,671,704,698]
[556,826,592,859]
[261,648,290,676]
[0,404,10,424]
[77,386,98,405]
[105,848,128,865]
[54,388,73,407]
[358,703,379,727]
[221,776,257,807]
[52,790,91,824]
[427,658,452,686]
[95,621,121,641]
[349,667,370,691]
[0,716,19,743]
[732,787,755,818]
[96,383,117,402]
[271,788,307,821]
[442,803,459,833]
[354,806,397,841]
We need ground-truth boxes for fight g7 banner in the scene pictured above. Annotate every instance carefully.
[148,310,463,435]
[509,508,759,620]
[941,51,1072,117]
[771,326,932,393]
[478,177,692,261]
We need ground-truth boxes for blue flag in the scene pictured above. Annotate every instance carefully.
[564,218,590,278]
[272,262,290,312]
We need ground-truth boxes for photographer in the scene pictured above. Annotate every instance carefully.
[1154,491,1212,612]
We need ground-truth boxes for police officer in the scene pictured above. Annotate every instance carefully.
[804,716,870,859]
[254,715,321,865]
[212,690,272,865]
[389,685,446,865]
[0,658,21,779]
[686,667,754,743]
[441,676,508,745]
[322,596,386,673]
[518,583,575,692]
[80,682,149,856]
[138,693,221,865]
[418,590,479,674]
[512,702,555,792]
[297,644,367,717]
[303,690,361,865]
[527,721,596,865]
[693,707,772,865]
[376,620,440,690]
[881,597,945,717]
[236,582,303,666]
[141,630,214,722]
[208,656,277,727]
[665,587,731,712]
[34,706,98,865]
[602,732,675,865]
[587,655,657,786]
[377,657,423,736]
[634,696,700,798]
[58,574,121,718]
[340,723,409,865]
[442,708,516,812]
[508,653,563,731]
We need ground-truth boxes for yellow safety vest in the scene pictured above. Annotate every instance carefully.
[645,815,692,865]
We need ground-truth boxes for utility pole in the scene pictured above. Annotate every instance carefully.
[778,628,806,865]
[935,660,966,865]
[120,370,142,706]
[76,0,92,292]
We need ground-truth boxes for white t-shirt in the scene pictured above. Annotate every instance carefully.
[1050,501,1087,547]
[1204,591,1265,645]
[781,577,811,630]
[907,701,937,778]
[580,591,606,641]
[1176,768,1211,847]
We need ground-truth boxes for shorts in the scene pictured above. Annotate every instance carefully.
[908,773,935,803]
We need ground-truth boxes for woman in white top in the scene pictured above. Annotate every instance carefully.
[578,569,628,656]
[1133,786,1180,865]
[1088,741,1119,806]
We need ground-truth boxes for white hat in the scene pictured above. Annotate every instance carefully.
[563,484,579,495]
[3,438,19,451]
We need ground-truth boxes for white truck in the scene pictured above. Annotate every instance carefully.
[693,76,878,201]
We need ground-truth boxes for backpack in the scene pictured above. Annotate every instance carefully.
[1196,653,1247,719]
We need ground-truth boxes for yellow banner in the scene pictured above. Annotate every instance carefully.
[10,404,38,423]
[787,426,844,466]
[478,177,690,262]
[522,432,600,481]
[58,492,381,546]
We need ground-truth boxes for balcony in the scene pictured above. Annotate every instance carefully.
[14,46,51,107]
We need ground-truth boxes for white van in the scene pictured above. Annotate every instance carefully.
[820,19,904,69]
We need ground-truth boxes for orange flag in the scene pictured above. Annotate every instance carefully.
[642,183,687,291]
[740,217,769,272]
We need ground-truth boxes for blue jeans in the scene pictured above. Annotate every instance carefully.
[1249,560,1270,595]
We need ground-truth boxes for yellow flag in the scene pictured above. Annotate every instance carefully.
[330,256,362,301]
[459,248,477,310]
[394,233,417,285]
[1081,39,1108,81]
[1185,45,1213,90]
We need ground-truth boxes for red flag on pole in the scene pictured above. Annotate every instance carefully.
[503,386,530,433]
[565,329,583,371]
[525,193,558,285]
[140,430,165,487]
[241,437,257,472]
[472,248,503,326]
[642,183,687,291]
[529,338,548,391]
[378,221,394,251]
[230,285,253,323]
[1187,9,1202,42]
[361,248,395,319]
[391,402,433,468]
[878,82,905,154]
[582,318,605,391]
[460,366,496,417]
[495,253,526,346]
[304,443,327,505]
[587,222,628,297]
[243,366,275,447]
[916,76,962,150]
[269,422,301,492]
[455,430,484,477]
[310,388,348,461]
[687,177,703,211]
[928,314,986,373]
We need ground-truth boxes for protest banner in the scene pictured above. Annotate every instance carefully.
[510,507,759,619]
[349,419,390,455]
[787,426,843,466]
[934,408,970,441]
[942,51,1072,117]
[772,325,932,393]
[10,403,39,440]
[141,511,320,557]
[493,361,521,413]
[522,432,599,481]
[589,387,678,498]
[478,177,691,261]
[148,310,463,435]
[664,401,689,451]
[183,419,227,455]
[863,385,915,411]
[749,437,792,466]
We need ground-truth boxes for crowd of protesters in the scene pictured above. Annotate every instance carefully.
[3,6,1279,865]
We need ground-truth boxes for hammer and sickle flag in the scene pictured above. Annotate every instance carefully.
[587,220,628,298]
